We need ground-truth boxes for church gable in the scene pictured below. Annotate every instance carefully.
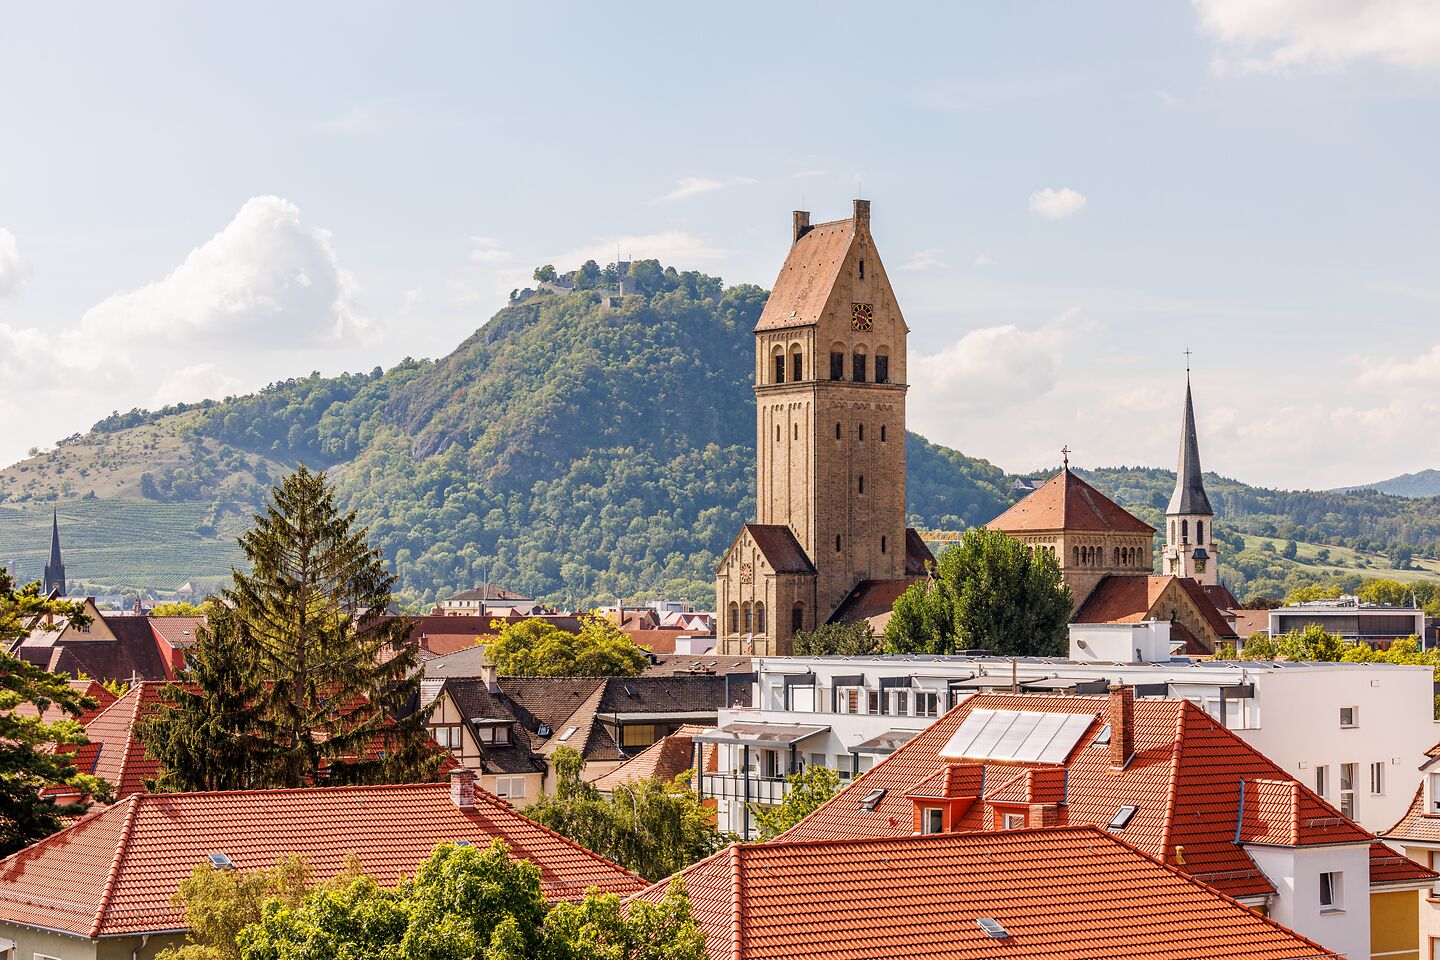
[988,469,1154,535]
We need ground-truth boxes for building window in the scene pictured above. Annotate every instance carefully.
[835,422,842,440]
[1196,520,1204,543]
[835,535,842,552]
[743,603,753,633]
[1340,763,1355,818]
[1339,706,1357,728]
[858,475,865,494]
[793,423,798,440]
[830,351,845,380]
[880,424,887,442]
[775,423,780,442]
[852,352,867,382]
[495,776,527,800]
[880,535,887,554]
[858,258,865,280]
[774,354,786,383]
[1073,546,1080,565]
[729,603,739,634]
[916,691,939,717]
[755,602,766,633]
[891,689,910,716]
[1315,764,1329,797]
[1431,773,1440,813]
[1002,813,1026,829]
[922,807,943,834]
[791,602,804,633]
[1181,519,1188,543]
[1319,871,1343,911]
[622,724,658,748]
[867,690,881,715]
[792,353,803,381]
[1371,761,1385,795]
[836,753,856,780]
[476,725,510,745]
[875,354,889,384]
[858,424,865,441]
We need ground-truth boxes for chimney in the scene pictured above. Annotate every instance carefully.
[480,661,500,695]
[1108,684,1134,770]
[792,210,811,243]
[450,768,477,809]
[852,198,871,232]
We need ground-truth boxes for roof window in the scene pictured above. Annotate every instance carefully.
[1092,723,1111,746]
[859,788,887,811]
[537,723,552,738]
[977,918,1010,939]
[558,726,579,742]
[454,840,472,847]
[1107,805,1138,831]
[208,853,235,870]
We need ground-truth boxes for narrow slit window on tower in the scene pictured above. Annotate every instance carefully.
[1196,521,1204,543]
[858,475,865,494]
[774,355,785,384]
[830,351,845,380]
[793,423,798,440]
[835,535,842,552]
[793,353,803,381]
[835,423,842,440]
[880,424,887,442]
[875,355,889,384]
[775,424,780,442]
[881,535,887,554]
[859,259,865,280]
[858,424,865,441]
[852,353,867,382]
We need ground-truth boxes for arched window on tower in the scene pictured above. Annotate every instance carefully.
[729,602,739,635]
[755,602,766,634]
[791,348,803,382]
[1113,547,1121,566]
[875,346,890,384]
[1181,519,1189,544]
[1196,521,1204,543]
[1073,546,1080,566]
[1170,520,1176,542]
[791,602,804,633]
[772,348,786,384]
[852,347,868,383]
[743,602,753,634]
[881,535,887,554]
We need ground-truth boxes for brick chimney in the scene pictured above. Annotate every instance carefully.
[450,768,477,809]
[792,210,811,243]
[1108,683,1134,770]
[852,198,871,232]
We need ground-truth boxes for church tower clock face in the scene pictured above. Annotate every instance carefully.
[850,302,874,331]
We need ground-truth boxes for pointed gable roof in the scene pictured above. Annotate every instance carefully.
[1168,377,1214,516]
[754,218,856,332]
[987,469,1154,535]
[739,524,815,575]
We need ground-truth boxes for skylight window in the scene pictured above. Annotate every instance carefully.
[1107,805,1138,831]
[537,723,552,737]
[454,840,472,847]
[976,918,1010,939]
[208,853,235,870]
[939,709,1093,763]
[558,726,579,742]
[859,788,887,811]
[1092,724,1111,746]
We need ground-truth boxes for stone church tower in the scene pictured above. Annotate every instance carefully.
[42,509,66,597]
[1163,375,1217,585]
[716,202,932,655]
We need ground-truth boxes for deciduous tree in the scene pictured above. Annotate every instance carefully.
[488,616,647,677]
[750,766,841,841]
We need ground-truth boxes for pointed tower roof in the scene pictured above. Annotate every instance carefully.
[988,468,1154,534]
[1168,376,1213,516]
[48,509,63,570]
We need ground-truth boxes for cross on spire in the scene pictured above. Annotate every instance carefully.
[1183,347,1192,373]
[1061,445,1071,469]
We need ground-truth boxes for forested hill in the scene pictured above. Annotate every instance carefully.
[1,260,1437,608]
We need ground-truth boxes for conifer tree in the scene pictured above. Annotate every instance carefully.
[139,607,275,792]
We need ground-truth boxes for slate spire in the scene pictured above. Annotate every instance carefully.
[43,508,66,596]
[1167,374,1213,517]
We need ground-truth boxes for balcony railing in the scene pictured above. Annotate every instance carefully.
[702,772,793,805]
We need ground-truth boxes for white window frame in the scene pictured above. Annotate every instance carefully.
[1339,763,1356,818]
[1340,706,1358,728]
[922,807,944,834]
[915,691,939,718]
[1319,870,1343,911]
[890,689,911,717]
[1371,761,1385,796]
[494,776,527,801]
[1315,764,1329,798]
[1002,813,1026,829]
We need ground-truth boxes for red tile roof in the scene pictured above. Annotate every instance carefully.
[629,827,1329,960]
[0,782,643,938]
[591,725,714,792]
[828,578,912,625]
[146,616,206,649]
[780,691,1432,900]
[987,469,1155,535]
[753,218,855,332]
[1073,575,1236,645]
[742,524,815,575]
[11,679,116,726]
[1382,784,1440,844]
[77,681,165,799]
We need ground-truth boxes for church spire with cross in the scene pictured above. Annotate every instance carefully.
[1165,356,1217,585]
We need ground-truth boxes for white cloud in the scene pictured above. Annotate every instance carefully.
[468,235,513,264]
[1356,342,1440,386]
[149,362,245,407]
[1195,0,1440,73]
[974,253,996,267]
[80,196,370,345]
[1029,187,1088,220]
[911,309,1079,420]
[558,231,728,270]
[899,249,945,271]
[0,228,29,296]
[651,176,755,204]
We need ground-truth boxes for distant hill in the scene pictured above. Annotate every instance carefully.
[3,260,1439,608]
[1340,469,1440,499]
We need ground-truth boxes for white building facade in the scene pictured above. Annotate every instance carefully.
[697,623,1437,837]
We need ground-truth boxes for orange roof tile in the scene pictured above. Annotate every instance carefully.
[0,782,643,938]
[780,691,1427,901]
[1073,575,1236,644]
[629,827,1328,960]
[590,724,713,792]
[81,682,164,799]
[987,469,1154,535]
[753,219,855,332]
[146,616,206,649]
[741,524,815,575]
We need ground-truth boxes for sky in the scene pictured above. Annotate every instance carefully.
[2,1,1438,490]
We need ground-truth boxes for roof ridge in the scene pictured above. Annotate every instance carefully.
[87,794,141,938]
[730,843,745,960]
[1157,699,1185,864]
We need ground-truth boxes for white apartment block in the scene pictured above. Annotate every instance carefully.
[696,622,1437,837]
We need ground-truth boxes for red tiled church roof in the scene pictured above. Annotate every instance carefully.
[741,524,816,575]
[780,691,1432,900]
[629,827,1329,960]
[0,782,643,938]
[753,218,855,332]
[988,469,1154,535]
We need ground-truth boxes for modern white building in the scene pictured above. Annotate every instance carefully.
[1268,596,1427,647]
[695,621,1437,836]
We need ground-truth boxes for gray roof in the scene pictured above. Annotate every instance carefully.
[1167,377,1213,516]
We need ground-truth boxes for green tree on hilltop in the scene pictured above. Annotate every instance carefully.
[884,527,1071,657]
[488,616,648,677]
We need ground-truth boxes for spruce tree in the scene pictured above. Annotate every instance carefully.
[235,465,437,786]
[138,607,275,792]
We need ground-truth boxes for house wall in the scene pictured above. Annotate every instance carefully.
[1246,842,1371,960]
[1248,668,1436,831]
[1381,840,1440,956]
[1372,889,1421,960]
[0,923,181,960]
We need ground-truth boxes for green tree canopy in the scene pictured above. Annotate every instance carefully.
[141,467,441,790]
[883,528,1072,656]
[523,746,729,882]
[1,571,112,855]
[793,622,881,657]
[157,855,314,960]
[750,766,841,841]
[488,616,648,677]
